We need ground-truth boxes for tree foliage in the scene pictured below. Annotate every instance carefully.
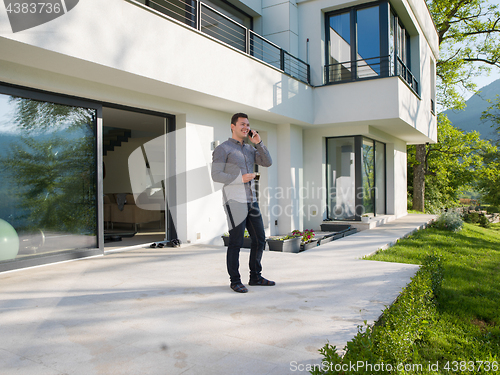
[428,0,500,110]
[477,97,500,205]
[411,0,500,212]
[0,98,97,233]
[408,114,495,212]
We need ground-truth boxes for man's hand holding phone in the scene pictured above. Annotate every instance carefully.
[247,129,261,144]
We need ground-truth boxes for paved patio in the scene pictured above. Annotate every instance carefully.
[0,214,434,375]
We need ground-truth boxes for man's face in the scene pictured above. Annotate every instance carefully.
[231,117,250,140]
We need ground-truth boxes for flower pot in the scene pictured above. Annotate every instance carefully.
[221,236,253,248]
[267,237,301,253]
[300,239,318,251]
[361,216,370,223]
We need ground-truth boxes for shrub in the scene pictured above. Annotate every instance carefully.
[486,205,500,214]
[463,211,480,223]
[311,254,442,374]
[432,210,464,232]
[479,214,491,228]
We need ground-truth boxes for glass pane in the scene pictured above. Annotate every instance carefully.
[203,0,252,29]
[328,12,352,82]
[0,93,97,263]
[201,3,246,52]
[362,138,374,215]
[356,6,381,78]
[149,0,196,28]
[375,141,386,215]
[326,137,356,220]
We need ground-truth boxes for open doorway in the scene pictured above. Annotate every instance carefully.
[102,106,175,249]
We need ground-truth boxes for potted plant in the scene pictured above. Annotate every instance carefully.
[292,229,318,251]
[221,230,253,248]
[361,214,370,223]
[267,234,301,253]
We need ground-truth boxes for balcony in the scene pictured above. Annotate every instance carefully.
[140,0,310,84]
[324,55,419,95]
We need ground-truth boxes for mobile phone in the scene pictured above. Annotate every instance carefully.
[248,129,255,138]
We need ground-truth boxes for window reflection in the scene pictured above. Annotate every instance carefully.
[356,6,380,78]
[326,136,386,220]
[0,94,97,263]
[328,11,352,81]
[362,138,375,215]
[326,137,356,220]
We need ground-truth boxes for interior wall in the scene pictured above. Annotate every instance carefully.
[103,137,155,194]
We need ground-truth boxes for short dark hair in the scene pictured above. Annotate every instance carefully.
[231,112,248,125]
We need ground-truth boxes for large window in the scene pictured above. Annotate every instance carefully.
[325,1,417,93]
[0,88,99,270]
[326,136,386,220]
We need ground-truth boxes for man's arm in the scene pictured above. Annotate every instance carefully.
[254,142,272,167]
[211,145,241,184]
[248,132,272,167]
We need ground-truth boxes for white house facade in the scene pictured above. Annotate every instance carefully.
[0,0,438,272]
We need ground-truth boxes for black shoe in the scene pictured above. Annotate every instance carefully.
[248,277,275,286]
[230,283,248,293]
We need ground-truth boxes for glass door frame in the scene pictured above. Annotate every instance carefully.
[326,135,386,221]
[0,83,103,273]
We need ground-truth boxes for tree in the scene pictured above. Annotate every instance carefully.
[481,95,500,145]
[477,96,500,205]
[412,0,500,211]
[408,114,494,212]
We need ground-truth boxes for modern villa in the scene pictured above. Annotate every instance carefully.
[0,0,438,272]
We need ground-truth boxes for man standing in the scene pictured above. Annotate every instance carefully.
[211,113,274,293]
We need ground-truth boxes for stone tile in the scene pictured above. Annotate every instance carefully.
[0,214,435,375]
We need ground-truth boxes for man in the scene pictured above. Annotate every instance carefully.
[211,113,274,293]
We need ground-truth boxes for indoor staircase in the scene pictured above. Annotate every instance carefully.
[103,128,131,156]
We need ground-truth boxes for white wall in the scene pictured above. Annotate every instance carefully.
[0,0,314,125]
[103,138,155,194]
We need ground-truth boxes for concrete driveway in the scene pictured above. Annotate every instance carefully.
[0,214,434,375]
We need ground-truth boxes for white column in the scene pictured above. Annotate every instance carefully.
[262,0,299,56]
[276,123,303,234]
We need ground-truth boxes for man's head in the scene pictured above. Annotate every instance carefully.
[231,113,248,126]
[230,113,250,141]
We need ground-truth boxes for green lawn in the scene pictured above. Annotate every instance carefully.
[366,222,500,371]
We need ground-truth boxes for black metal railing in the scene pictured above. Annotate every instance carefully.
[396,56,418,94]
[142,0,310,84]
[324,55,419,95]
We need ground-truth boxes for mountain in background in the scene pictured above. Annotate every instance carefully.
[442,79,500,140]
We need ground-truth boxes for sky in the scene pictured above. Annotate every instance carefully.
[464,0,500,99]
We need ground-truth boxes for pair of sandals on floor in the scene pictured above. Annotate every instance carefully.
[231,277,275,293]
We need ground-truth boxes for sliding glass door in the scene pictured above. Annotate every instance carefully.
[0,86,100,271]
[326,136,386,220]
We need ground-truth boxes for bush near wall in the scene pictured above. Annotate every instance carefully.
[311,255,442,375]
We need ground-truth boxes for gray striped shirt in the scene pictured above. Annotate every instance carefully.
[211,138,272,203]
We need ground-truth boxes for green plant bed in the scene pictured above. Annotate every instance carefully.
[311,223,500,374]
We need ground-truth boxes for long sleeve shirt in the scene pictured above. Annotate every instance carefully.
[211,138,272,203]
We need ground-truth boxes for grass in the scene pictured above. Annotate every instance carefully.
[366,222,500,370]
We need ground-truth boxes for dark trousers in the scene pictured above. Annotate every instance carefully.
[225,201,266,284]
